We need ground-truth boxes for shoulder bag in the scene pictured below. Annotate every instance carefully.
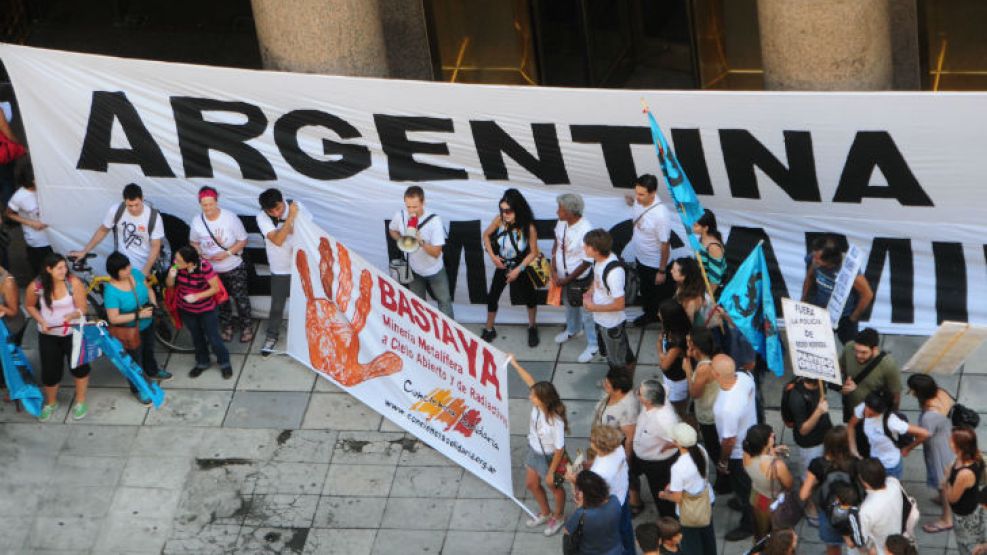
[504,227,550,289]
[108,277,142,350]
[769,457,805,529]
[560,224,591,306]
[679,448,713,527]
[561,509,584,555]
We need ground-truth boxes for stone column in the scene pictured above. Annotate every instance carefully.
[757,0,893,90]
[250,0,389,77]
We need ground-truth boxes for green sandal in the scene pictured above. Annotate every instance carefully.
[71,402,89,421]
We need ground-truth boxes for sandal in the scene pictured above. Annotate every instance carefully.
[220,325,234,342]
[240,327,255,344]
[922,521,953,534]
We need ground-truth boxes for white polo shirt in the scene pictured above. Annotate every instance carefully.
[553,218,593,279]
[631,199,672,269]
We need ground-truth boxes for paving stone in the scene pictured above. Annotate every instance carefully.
[390,466,463,498]
[463,323,561,362]
[121,456,191,489]
[332,431,408,465]
[0,483,40,516]
[237,354,316,392]
[635,327,661,364]
[132,426,205,458]
[144,389,233,427]
[224,390,309,429]
[443,530,514,555]
[109,486,182,519]
[171,461,259,536]
[27,516,102,550]
[313,496,387,529]
[558,330,603,363]
[564,399,602,438]
[49,454,127,487]
[93,515,172,553]
[242,493,319,528]
[552,362,609,400]
[62,424,138,457]
[381,497,455,530]
[86,356,134,388]
[457,469,507,499]
[162,353,246,389]
[303,392,382,431]
[448,498,521,531]
[379,416,405,433]
[0,422,70,457]
[272,429,338,463]
[324,464,395,497]
[397,440,456,467]
[0,387,72,423]
[195,427,280,460]
[303,528,376,555]
[963,342,987,374]
[313,375,345,393]
[0,515,32,553]
[372,529,445,555]
[882,334,929,364]
[245,461,329,495]
[64,387,149,425]
[235,525,310,553]
[958,374,987,410]
[506,360,554,399]
[37,484,116,518]
[508,399,531,436]
[511,529,559,554]
[162,524,240,554]
[0,452,58,488]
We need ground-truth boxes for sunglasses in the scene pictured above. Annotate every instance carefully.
[500,208,514,215]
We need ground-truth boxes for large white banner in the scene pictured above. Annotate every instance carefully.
[286,217,516,506]
[2,44,986,334]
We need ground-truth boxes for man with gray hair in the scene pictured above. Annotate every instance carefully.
[711,353,756,541]
[551,193,598,362]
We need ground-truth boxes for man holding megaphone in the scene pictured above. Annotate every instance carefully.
[388,186,454,318]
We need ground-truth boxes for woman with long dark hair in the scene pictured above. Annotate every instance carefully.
[509,355,569,536]
[943,428,984,554]
[24,253,91,421]
[692,209,726,292]
[658,422,716,553]
[743,424,794,541]
[799,426,859,555]
[657,299,692,419]
[165,246,232,378]
[907,373,956,534]
[481,189,540,346]
[671,257,707,326]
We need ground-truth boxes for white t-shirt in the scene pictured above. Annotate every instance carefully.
[553,218,593,279]
[388,210,446,277]
[7,187,49,247]
[189,208,248,273]
[590,253,626,329]
[631,200,672,268]
[859,478,905,555]
[669,446,715,508]
[590,448,629,506]
[256,200,311,275]
[853,403,910,469]
[633,403,680,461]
[528,407,565,455]
[100,203,165,271]
[713,372,758,460]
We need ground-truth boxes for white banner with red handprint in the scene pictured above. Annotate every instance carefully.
[286,217,522,510]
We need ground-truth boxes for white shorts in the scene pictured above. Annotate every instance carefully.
[664,376,689,403]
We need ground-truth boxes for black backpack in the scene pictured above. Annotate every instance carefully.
[882,410,916,449]
[600,258,639,305]
[780,379,812,429]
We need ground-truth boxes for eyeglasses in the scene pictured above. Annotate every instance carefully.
[500,208,514,215]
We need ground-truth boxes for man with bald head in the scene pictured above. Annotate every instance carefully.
[711,354,757,541]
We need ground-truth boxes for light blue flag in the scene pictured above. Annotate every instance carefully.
[645,110,704,249]
[718,243,785,376]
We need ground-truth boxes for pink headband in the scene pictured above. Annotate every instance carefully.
[198,188,218,201]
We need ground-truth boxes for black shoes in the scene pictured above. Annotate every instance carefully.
[221,366,233,379]
[189,366,205,379]
[527,327,539,347]
[480,328,497,342]
[633,314,656,327]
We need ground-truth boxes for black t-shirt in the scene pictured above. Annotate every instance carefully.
[662,334,687,381]
[788,382,832,448]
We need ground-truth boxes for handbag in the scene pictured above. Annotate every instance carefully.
[525,254,551,289]
[108,277,142,351]
[214,277,230,305]
[70,318,104,368]
[561,510,584,555]
[679,447,713,527]
[559,223,591,306]
[547,280,562,307]
[769,457,805,529]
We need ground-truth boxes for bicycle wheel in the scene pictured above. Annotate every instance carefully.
[153,308,195,353]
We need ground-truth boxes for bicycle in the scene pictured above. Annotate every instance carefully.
[67,253,195,353]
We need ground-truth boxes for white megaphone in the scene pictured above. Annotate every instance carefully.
[397,229,420,254]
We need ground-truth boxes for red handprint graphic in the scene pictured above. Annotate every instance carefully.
[296,237,403,386]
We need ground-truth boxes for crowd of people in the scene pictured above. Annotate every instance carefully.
[0,161,984,554]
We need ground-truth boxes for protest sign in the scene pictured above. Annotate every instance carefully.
[285,217,520,512]
[782,298,841,385]
[903,321,987,375]
[827,244,865,328]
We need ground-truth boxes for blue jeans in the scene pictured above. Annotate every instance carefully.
[409,268,454,319]
[619,493,634,555]
[564,300,597,349]
[886,458,903,480]
[181,309,231,369]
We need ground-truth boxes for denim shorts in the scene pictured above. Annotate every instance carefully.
[816,506,844,545]
[524,444,553,477]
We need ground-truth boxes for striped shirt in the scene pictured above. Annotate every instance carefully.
[699,243,727,286]
[176,260,219,313]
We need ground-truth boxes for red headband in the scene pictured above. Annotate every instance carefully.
[198,188,218,201]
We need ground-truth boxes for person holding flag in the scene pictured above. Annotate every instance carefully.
[623,174,674,327]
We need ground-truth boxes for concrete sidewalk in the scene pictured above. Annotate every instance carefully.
[1,321,983,554]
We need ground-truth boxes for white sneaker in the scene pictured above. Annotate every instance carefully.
[525,513,549,528]
[544,516,564,536]
[554,330,583,344]
[577,346,598,363]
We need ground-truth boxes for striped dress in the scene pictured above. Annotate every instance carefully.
[699,243,727,286]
